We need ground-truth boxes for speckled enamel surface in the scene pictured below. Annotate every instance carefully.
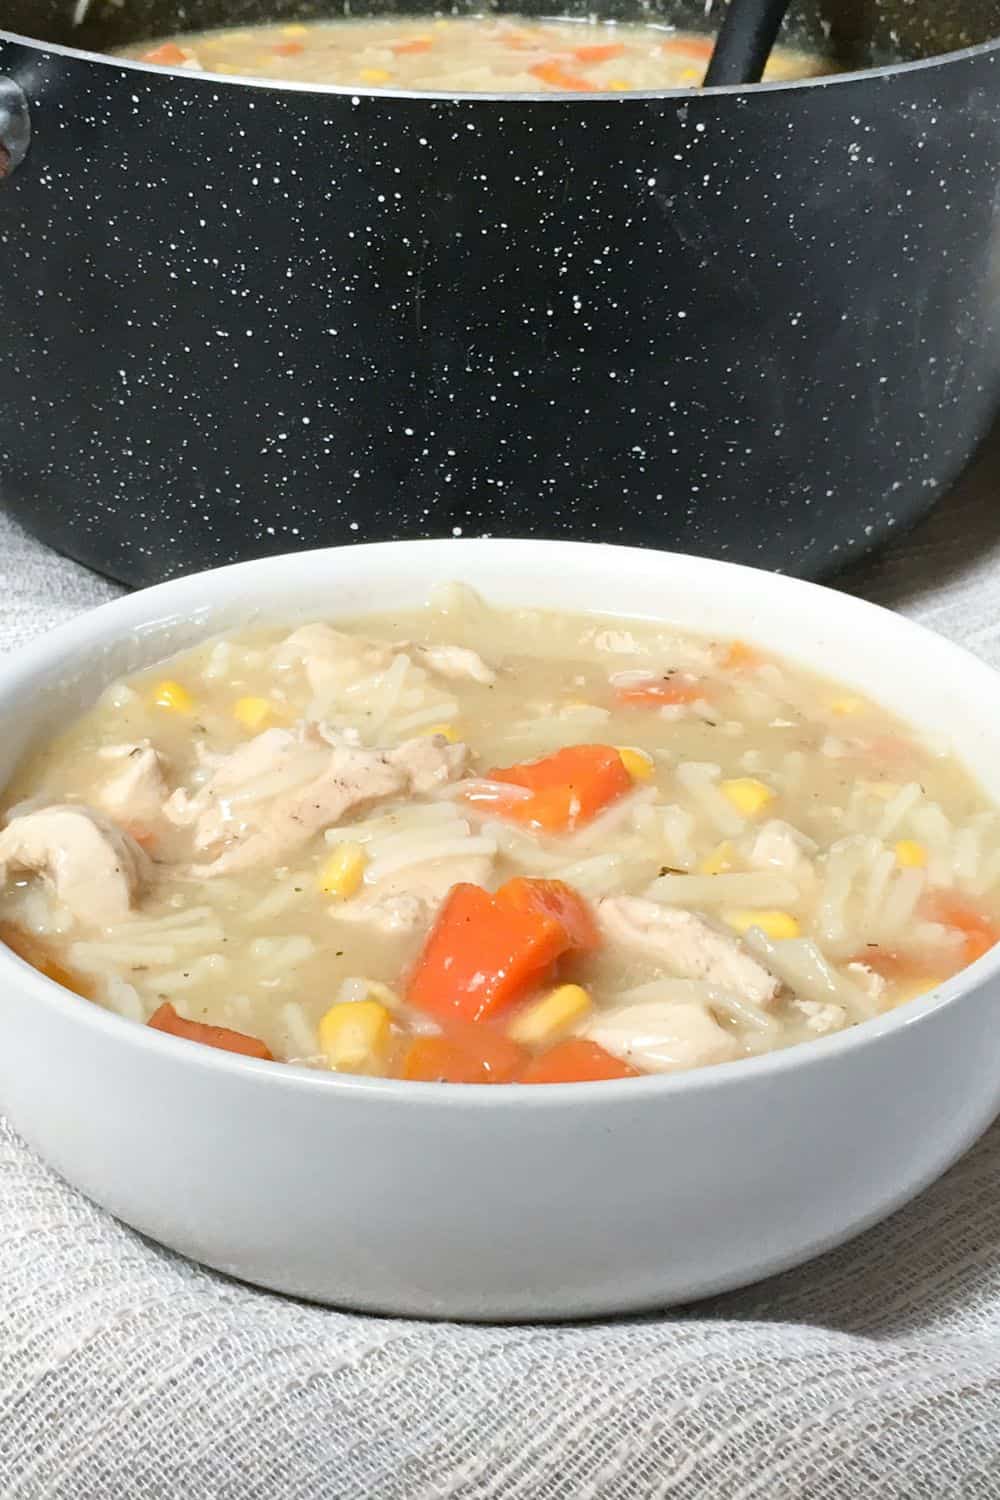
[0,38,999,585]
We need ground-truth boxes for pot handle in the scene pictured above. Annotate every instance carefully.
[0,76,30,180]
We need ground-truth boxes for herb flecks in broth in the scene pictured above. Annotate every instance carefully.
[1,588,996,1084]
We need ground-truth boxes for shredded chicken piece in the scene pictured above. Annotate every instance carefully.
[387,736,468,793]
[276,623,496,698]
[332,852,494,936]
[97,742,168,822]
[164,723,469,877]
[598,896,780,1007]
[277,625,390,701]
[0,804,149,926]
[746,819,817,884]
[591,627,717,674]
[586,1000,741,1074]
[164,726,330,834]
[793,999,848,1035]
[406,643,496,686]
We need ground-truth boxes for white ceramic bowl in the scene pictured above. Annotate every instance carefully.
[1,539,999,1321]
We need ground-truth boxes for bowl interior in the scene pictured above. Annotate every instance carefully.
[6,0,998,75]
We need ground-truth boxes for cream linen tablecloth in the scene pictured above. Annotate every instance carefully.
[3,447,1000,1497]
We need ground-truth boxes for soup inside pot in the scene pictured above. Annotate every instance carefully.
[9,0,995,85]
[115,15,833,90]
[1,585,998,1084]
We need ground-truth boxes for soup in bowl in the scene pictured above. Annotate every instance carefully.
[2,585,997,1084]
[0,539,998,1318]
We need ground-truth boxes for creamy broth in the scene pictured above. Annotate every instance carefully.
[117,16,833,92]
[1,587,997,1084]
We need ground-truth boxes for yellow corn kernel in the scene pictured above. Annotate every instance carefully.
[616,746,655,781]
[318,1000,391,1074]
[508,983,592,1047]
[359,67,392,83]
[724,909,800,940]
[233,695,271,731]
[720,778,775,817]
[889,976,938,1008]
[894,839,927,869]
[605,77,631,89]
[318,842,366,899]
[281,23,308,35]
[152,679,194,714]
[420,722,458,742]
[830,696,864,716]
[699,841,736,876]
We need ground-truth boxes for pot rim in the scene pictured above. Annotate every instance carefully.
[1,535,999,1108]
[2,24,999,102]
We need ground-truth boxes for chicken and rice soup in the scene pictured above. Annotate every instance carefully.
[119,17,833,93]
[1,586,996,1084]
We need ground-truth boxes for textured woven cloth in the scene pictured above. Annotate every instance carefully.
[3,472,1000,1498]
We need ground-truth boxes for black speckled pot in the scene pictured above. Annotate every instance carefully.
[1,1,999,586]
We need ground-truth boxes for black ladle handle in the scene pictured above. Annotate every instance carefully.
[702,0,795,86]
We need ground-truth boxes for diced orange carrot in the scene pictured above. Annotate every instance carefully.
[484,744,631,834]
[141,43,191,66]
[849,947,912,979]
[964,931,996,964]
[724,640,758,670]
[124,823,158,852]
[148,1001,274,1060]
[849,945,953,987]
[390,37,434,54]
[400,1022,526,1083]
[571,42,626,64]
[922,891,999,967]
[528,59,598,91]
[406,883,569,1024]
[519,1038,639,1084]
[271,40,304,55]
[498,28,554,50]
[0,922,93,999]
[496,877,600,952]
[949,902,991,955]
[661,36,714,60]
[613,676,704,708]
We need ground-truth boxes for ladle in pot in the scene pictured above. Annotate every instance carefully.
[702,0,795,85]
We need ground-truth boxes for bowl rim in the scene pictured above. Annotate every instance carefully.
[3,534,999,1106]
[1,25,998,102]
